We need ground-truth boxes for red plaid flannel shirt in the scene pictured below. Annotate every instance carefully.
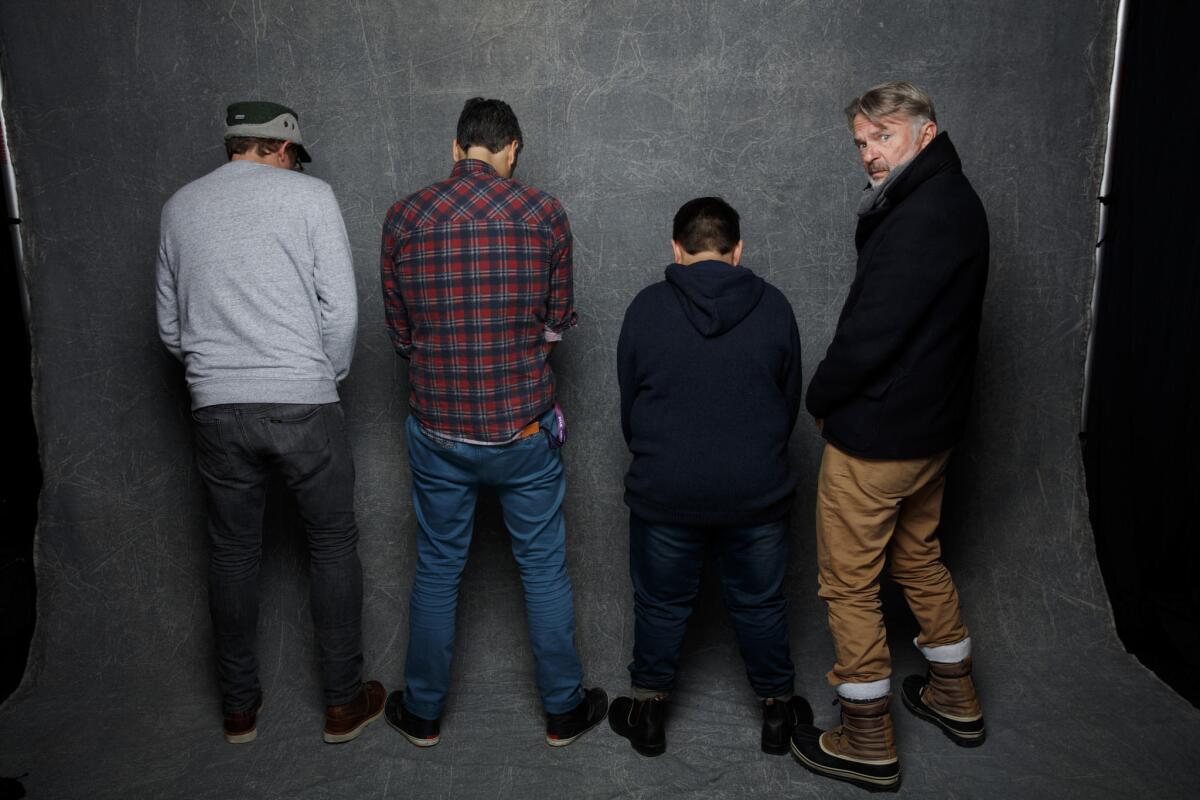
[380,159,577,443]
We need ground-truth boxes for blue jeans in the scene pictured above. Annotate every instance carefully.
[628,512,795,699]
[402,411,584,719]
[191,402,363,711]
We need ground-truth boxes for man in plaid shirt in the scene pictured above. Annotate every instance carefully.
[379,98,607,748]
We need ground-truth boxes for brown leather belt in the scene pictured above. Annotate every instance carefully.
[516,420,541,439]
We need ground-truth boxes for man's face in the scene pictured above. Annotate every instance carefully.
[852,112,933,186]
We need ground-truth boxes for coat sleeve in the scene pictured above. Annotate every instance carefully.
[806,203,961,418]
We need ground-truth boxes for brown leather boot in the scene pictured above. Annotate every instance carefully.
[323,680,386,744]
[901,657,985,746]
[790,695,900,792]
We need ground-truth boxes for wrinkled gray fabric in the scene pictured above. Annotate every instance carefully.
[2,1,1198,799]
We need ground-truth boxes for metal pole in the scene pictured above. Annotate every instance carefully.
[1,67,31,328]
[1081,0,1130,432]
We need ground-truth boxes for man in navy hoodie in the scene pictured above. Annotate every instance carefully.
[611,197,811,757]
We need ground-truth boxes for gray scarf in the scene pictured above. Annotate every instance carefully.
[856,158,911,217]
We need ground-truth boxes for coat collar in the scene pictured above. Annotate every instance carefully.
[858,132,963,221]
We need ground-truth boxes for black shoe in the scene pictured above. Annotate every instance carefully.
[384,690,440,747]
[546,687,609,746]
[608,695,667,757]
[761,696,813,755]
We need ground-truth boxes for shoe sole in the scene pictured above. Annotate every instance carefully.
[224,729,257,744]
[789,739,901,793]
[323,704,385,744]
[901,689,986,748]
[630,742,666,757]
[224,700,264,744]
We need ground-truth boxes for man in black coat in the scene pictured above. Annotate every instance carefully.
[790,82,989,793]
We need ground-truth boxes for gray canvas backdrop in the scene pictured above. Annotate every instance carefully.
[2,1,1197,798]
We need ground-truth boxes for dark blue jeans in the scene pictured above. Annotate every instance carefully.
[191,402,363,712]
[402,411,584,719]
[629,512,795,699]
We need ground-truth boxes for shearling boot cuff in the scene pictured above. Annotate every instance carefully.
[916,635,972,663]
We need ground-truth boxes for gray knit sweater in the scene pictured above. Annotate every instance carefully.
[156,161,358,409]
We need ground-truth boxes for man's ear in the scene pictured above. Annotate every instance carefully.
[452,139,466,161]
[671,241,686,264]
[918,120,938,150]
[731,240,744,266]
[505,139,520,172]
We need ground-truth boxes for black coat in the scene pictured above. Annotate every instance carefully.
[618,260,803,526]
[806,132,989,459]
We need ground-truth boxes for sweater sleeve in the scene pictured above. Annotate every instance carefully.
[806,205,958,418]
[311,184,358,382]
[154,219,183,362]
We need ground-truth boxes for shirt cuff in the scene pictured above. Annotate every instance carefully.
[543,311,579,342]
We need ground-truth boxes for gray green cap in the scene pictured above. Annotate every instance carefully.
[224,100,311,162]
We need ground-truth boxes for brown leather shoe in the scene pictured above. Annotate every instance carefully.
[224,695,264,744]
[323,680,386,744]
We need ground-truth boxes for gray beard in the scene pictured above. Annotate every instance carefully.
[857,157,912,217]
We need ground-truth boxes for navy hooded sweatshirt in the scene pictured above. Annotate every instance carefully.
[617,260,803,527]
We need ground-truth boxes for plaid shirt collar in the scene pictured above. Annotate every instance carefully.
[452,158,500,179]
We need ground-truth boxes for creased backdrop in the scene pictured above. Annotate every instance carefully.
[2,1,1197,798]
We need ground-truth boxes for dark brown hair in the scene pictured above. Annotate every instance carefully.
[224,136,290,161]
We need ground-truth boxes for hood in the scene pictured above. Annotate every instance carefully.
[665,259,765,337]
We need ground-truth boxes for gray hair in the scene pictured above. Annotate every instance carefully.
[844,81,937,130]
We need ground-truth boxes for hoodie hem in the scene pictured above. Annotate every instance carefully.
[624,493,793,528]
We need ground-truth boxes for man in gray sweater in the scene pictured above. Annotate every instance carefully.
[156,101,384,745]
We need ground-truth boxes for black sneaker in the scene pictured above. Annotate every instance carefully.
[761,696,813,755]
[608,695,667,757]
[545,687,609,746]
[384,690,440,747]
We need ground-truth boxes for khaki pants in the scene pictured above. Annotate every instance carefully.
[815,443,968,691]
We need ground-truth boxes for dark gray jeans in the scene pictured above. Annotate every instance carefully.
[191,402,363,712]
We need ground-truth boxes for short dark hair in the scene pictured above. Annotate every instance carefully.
[673,197,741,255]
[456,97,523,154]
[225,136,289,160]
